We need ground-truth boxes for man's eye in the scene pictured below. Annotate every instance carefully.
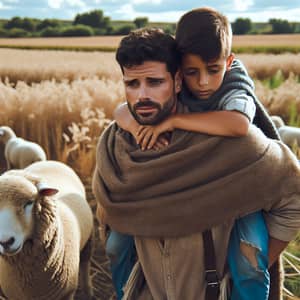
[125,80,139,87]
[148,79,164,85]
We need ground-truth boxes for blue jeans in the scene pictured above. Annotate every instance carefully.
[105,231,136,300]
[228,211,270,300]
[107,211,269,300]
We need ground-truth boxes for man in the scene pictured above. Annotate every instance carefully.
[93,28,300,300]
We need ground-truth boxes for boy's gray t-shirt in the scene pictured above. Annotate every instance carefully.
[217,88,256,123]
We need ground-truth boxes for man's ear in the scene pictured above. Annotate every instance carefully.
[174,70,182,93]
[226,53,235,71]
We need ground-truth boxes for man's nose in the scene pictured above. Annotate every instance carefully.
[137,85,148,100]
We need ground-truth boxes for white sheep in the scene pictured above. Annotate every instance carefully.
[270,115,285,129]
[278,125,300,148]
[0,126,47,170]
[0,160,94,300]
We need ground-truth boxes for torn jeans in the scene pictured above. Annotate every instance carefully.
[228,211,270,300]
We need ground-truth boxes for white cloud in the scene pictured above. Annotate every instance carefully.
[47,0,85,9]
[48,0,63,9]
[116,4,136,19]
[132,0,162,4]
[0,0,16,9]
[227,7,300,22]
[66,0,85,7]
[233,0,254,12]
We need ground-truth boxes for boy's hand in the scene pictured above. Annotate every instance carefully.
[136,119,173,150]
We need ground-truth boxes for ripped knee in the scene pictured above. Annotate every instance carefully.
[240,241,259,269]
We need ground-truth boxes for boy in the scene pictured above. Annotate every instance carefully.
[110,8,278,300]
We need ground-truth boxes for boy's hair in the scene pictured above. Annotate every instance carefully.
[116,27,180,78]
[175,7,232,62]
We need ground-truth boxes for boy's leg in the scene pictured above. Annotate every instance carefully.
[106,230,136,300]
[228,211,270,300]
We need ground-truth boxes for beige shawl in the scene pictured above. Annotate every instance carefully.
[93,117,300,238]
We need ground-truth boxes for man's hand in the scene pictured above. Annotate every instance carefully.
[136,119,173,150]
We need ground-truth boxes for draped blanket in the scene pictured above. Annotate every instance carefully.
[93,107,300,238]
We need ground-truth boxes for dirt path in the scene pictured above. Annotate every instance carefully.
[76,179,115,300]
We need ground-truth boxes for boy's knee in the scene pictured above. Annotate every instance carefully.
[240,241,259,269]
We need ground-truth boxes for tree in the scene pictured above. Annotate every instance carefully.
[4,17,23,29]
[232,18,252,35]
[113,24,136,35]
[134,17,148,28]
[269,18,294,34]
[37,19,60,31]
[4,17,35,32]
[74,9,110,32]
[61,25,94,37]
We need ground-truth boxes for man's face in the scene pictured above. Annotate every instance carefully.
[181,53,234,100]
[123,61,181,125]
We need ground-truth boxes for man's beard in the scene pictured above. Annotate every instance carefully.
[128,95,176,125]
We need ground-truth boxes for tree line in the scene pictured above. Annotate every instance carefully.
[0,9,299,38]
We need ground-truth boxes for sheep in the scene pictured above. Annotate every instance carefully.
[278,125,300,148]
[270,115,285,129]
[0,126,47,170]
[0,160,94,300]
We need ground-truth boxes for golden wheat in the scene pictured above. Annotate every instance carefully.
[0,36,123,47]
[255,74,300,120]
[0,34,299,48]
[0,49,121,83]
[2,49,300,84]
[0,78,124,177]
[238,53,300,79]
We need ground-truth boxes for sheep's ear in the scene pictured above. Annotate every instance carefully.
[37,182,59,196]
[0,129,4,136]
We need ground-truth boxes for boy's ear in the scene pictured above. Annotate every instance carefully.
[174,70,182,93]
[226,53,235,71]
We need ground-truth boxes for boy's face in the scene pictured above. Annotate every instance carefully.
[181,54,234,100]
[123,61,181,125]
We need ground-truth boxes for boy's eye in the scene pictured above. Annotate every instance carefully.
[208,69,220,74]
[183,69,198,76]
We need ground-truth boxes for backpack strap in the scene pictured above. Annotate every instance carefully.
[203,229,220,300]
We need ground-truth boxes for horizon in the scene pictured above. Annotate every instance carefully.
[0,1,300,23]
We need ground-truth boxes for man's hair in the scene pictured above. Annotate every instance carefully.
[116,27,180,78]
[175,7,232,62]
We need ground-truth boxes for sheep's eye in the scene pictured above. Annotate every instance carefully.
[24,200,34,209]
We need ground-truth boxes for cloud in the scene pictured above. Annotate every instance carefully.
[0,0,300,21]
[132,0,162,4]
[233,0,254,11]
[47,0,86,9]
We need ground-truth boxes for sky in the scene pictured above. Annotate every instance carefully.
[0,0,300,22]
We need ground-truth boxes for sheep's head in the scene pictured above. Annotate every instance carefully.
[0,170,58,256]
[0,126,16,143]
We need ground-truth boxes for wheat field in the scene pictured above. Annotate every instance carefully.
[1,46,300,299]
[1,34,300,48]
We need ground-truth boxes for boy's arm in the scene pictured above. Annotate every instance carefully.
[114,102,170,149]
[170,110,250,136]
[137,110,250,150]
[114,102,140,139]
